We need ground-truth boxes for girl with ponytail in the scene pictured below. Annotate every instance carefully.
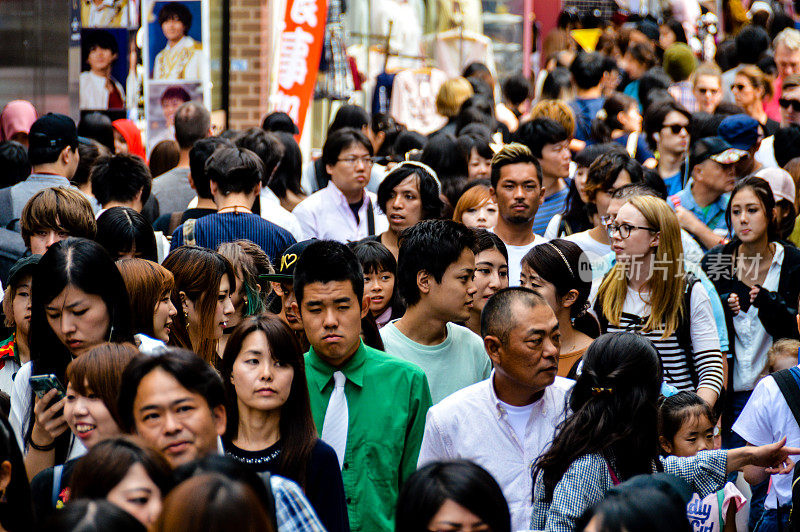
[590,92,656,167]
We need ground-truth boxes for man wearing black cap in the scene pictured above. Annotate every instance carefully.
[0,114,81,232]
[262,239,316,341]
[669,137,747,250]
[0,255,39,395]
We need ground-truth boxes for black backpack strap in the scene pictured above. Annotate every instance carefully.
[773,367,800,429]
[367,197,375,236]
[260,471,279,532]
[677,273,701,389]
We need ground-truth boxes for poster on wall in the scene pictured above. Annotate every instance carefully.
[79,28,129,111]
[143,0,210,154]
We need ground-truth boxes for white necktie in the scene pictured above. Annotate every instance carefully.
[321,371,349,469]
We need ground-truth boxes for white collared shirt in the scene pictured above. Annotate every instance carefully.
[259,187,303,240]
[732,242,785,391]
[292,182,388,243]
[79,71,125,110]
[418,372,573,532]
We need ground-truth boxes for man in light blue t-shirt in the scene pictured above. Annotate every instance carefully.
[380,219,492,403]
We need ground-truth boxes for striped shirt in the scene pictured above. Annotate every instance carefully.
[170,211,296,263]
[602,282,724,395]
[533,181,570,235]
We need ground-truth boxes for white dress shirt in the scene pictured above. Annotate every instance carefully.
[292,182,388,243]
[418,373,573,532]
[79,71,126,110]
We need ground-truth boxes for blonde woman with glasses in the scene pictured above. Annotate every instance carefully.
[594,195,724,406]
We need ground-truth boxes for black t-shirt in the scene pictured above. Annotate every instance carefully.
[30,458,79,524]
[222,438,350,532]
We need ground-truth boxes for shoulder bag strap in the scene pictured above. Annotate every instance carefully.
[261,471,279,532]
[773,367,800,430]
[51,464,64,508]
[367,197,375,236]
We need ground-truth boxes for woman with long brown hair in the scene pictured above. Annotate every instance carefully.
[116,258,177,352]
[732,66,779,136]
[162,246,235,365]
[219,315,348,532]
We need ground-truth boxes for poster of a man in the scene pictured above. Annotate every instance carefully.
[80,29,128,110]
[150,1,203,80]
[82,0,130,27]
[146,83,198,151]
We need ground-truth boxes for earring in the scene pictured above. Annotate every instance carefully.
[0,488,7,503]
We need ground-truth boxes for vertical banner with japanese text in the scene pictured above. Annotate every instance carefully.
[269,0,327,136]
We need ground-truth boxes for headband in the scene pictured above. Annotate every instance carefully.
[546,242,574,278]
[389,160,442,193]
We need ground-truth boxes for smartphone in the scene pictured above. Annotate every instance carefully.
[29,374,66,402]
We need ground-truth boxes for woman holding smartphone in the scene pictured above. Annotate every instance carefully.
[9,238,133,480]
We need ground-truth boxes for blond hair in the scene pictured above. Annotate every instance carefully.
[529,100,576,138]
[436,77,474,118]
[597,195,685,337]
[692,62,722,86]
[774,28,800,52]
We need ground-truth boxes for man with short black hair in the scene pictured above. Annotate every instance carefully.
[151,101,211,214]
[568,52,614,141]
[0,113,83,232]
[169,145,295,261]
[236,127,302,238]
[643,100,692,196]
[118,348,327,531]
[381,220,491,403]
[294,240,431,532]
[490,143,548,286]
[293,128,387,242]
[91,153,152,214]
[516,118,572,234]
[419,287,570,531]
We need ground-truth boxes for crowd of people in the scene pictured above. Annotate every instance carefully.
[4,5,800,532]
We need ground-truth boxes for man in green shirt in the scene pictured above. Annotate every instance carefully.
[292,240,432,532]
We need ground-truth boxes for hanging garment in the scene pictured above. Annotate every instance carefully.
[431,29,497,79]
[389,67,448,134]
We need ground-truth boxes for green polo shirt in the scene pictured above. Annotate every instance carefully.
[305,341,432,532]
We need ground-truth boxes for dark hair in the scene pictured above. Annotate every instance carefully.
[463,61,492,80]
[376,163,443,220]
[480,287,548,342]
[627,42,657,70]
[591,93,638,144]
[153,473,273,532]
[638,68,673,114]
[391,130,428,162]
[725,175,780,242]
[502,74,531,106]
[329,104,369,132]
[662,18,687,45]
[643,99,692,151]
[396,461,511,532]
[149,139,180,178]
[269,131,304,197]
[83,28,120,57]
[456,96,497,134]
[321,127,373,168]
[474,228,508,262]
[158,1,192,29]
[541,67,574,100]
[45,499,145,532]
[420,133,468,208]
[91,153,152,207]
[533,333,663,501]
[457,131,494,162]
[690,112,724,139]
[396,220,476,306]
[293,239,364,305]
[73,139,107,187]
[78,112,114,152]
[118,348,226,433]
[350,239,397,275]
[70,436,173,499]
[204,146,263,196]
[160,86,192,104]
[515,118,569,159]
[639,170,669,199]
[370,113,403,158]
[522,239,591,320]
[735,24,770,65]
[174,102,210,150]
[466,77,494,101]
[28,238,133,461]
[657,391,716,450]
[0,141,30,188]
[575,486,691,532]
[162,246,236,364]
[96,207,158,262]
[774,125,800,168]
[0,416,33,532]
[236,128,284,183]
[261,111,298,134]
[714,101,747,117]
[189,137,234,199]
[220,315,317,486]
[570,52,611,90]
[584,151,644,202]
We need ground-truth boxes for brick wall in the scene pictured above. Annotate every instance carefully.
[228,0,270,129]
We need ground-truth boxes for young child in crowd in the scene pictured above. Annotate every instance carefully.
[350,240,402,328]
[659,391,748,532]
